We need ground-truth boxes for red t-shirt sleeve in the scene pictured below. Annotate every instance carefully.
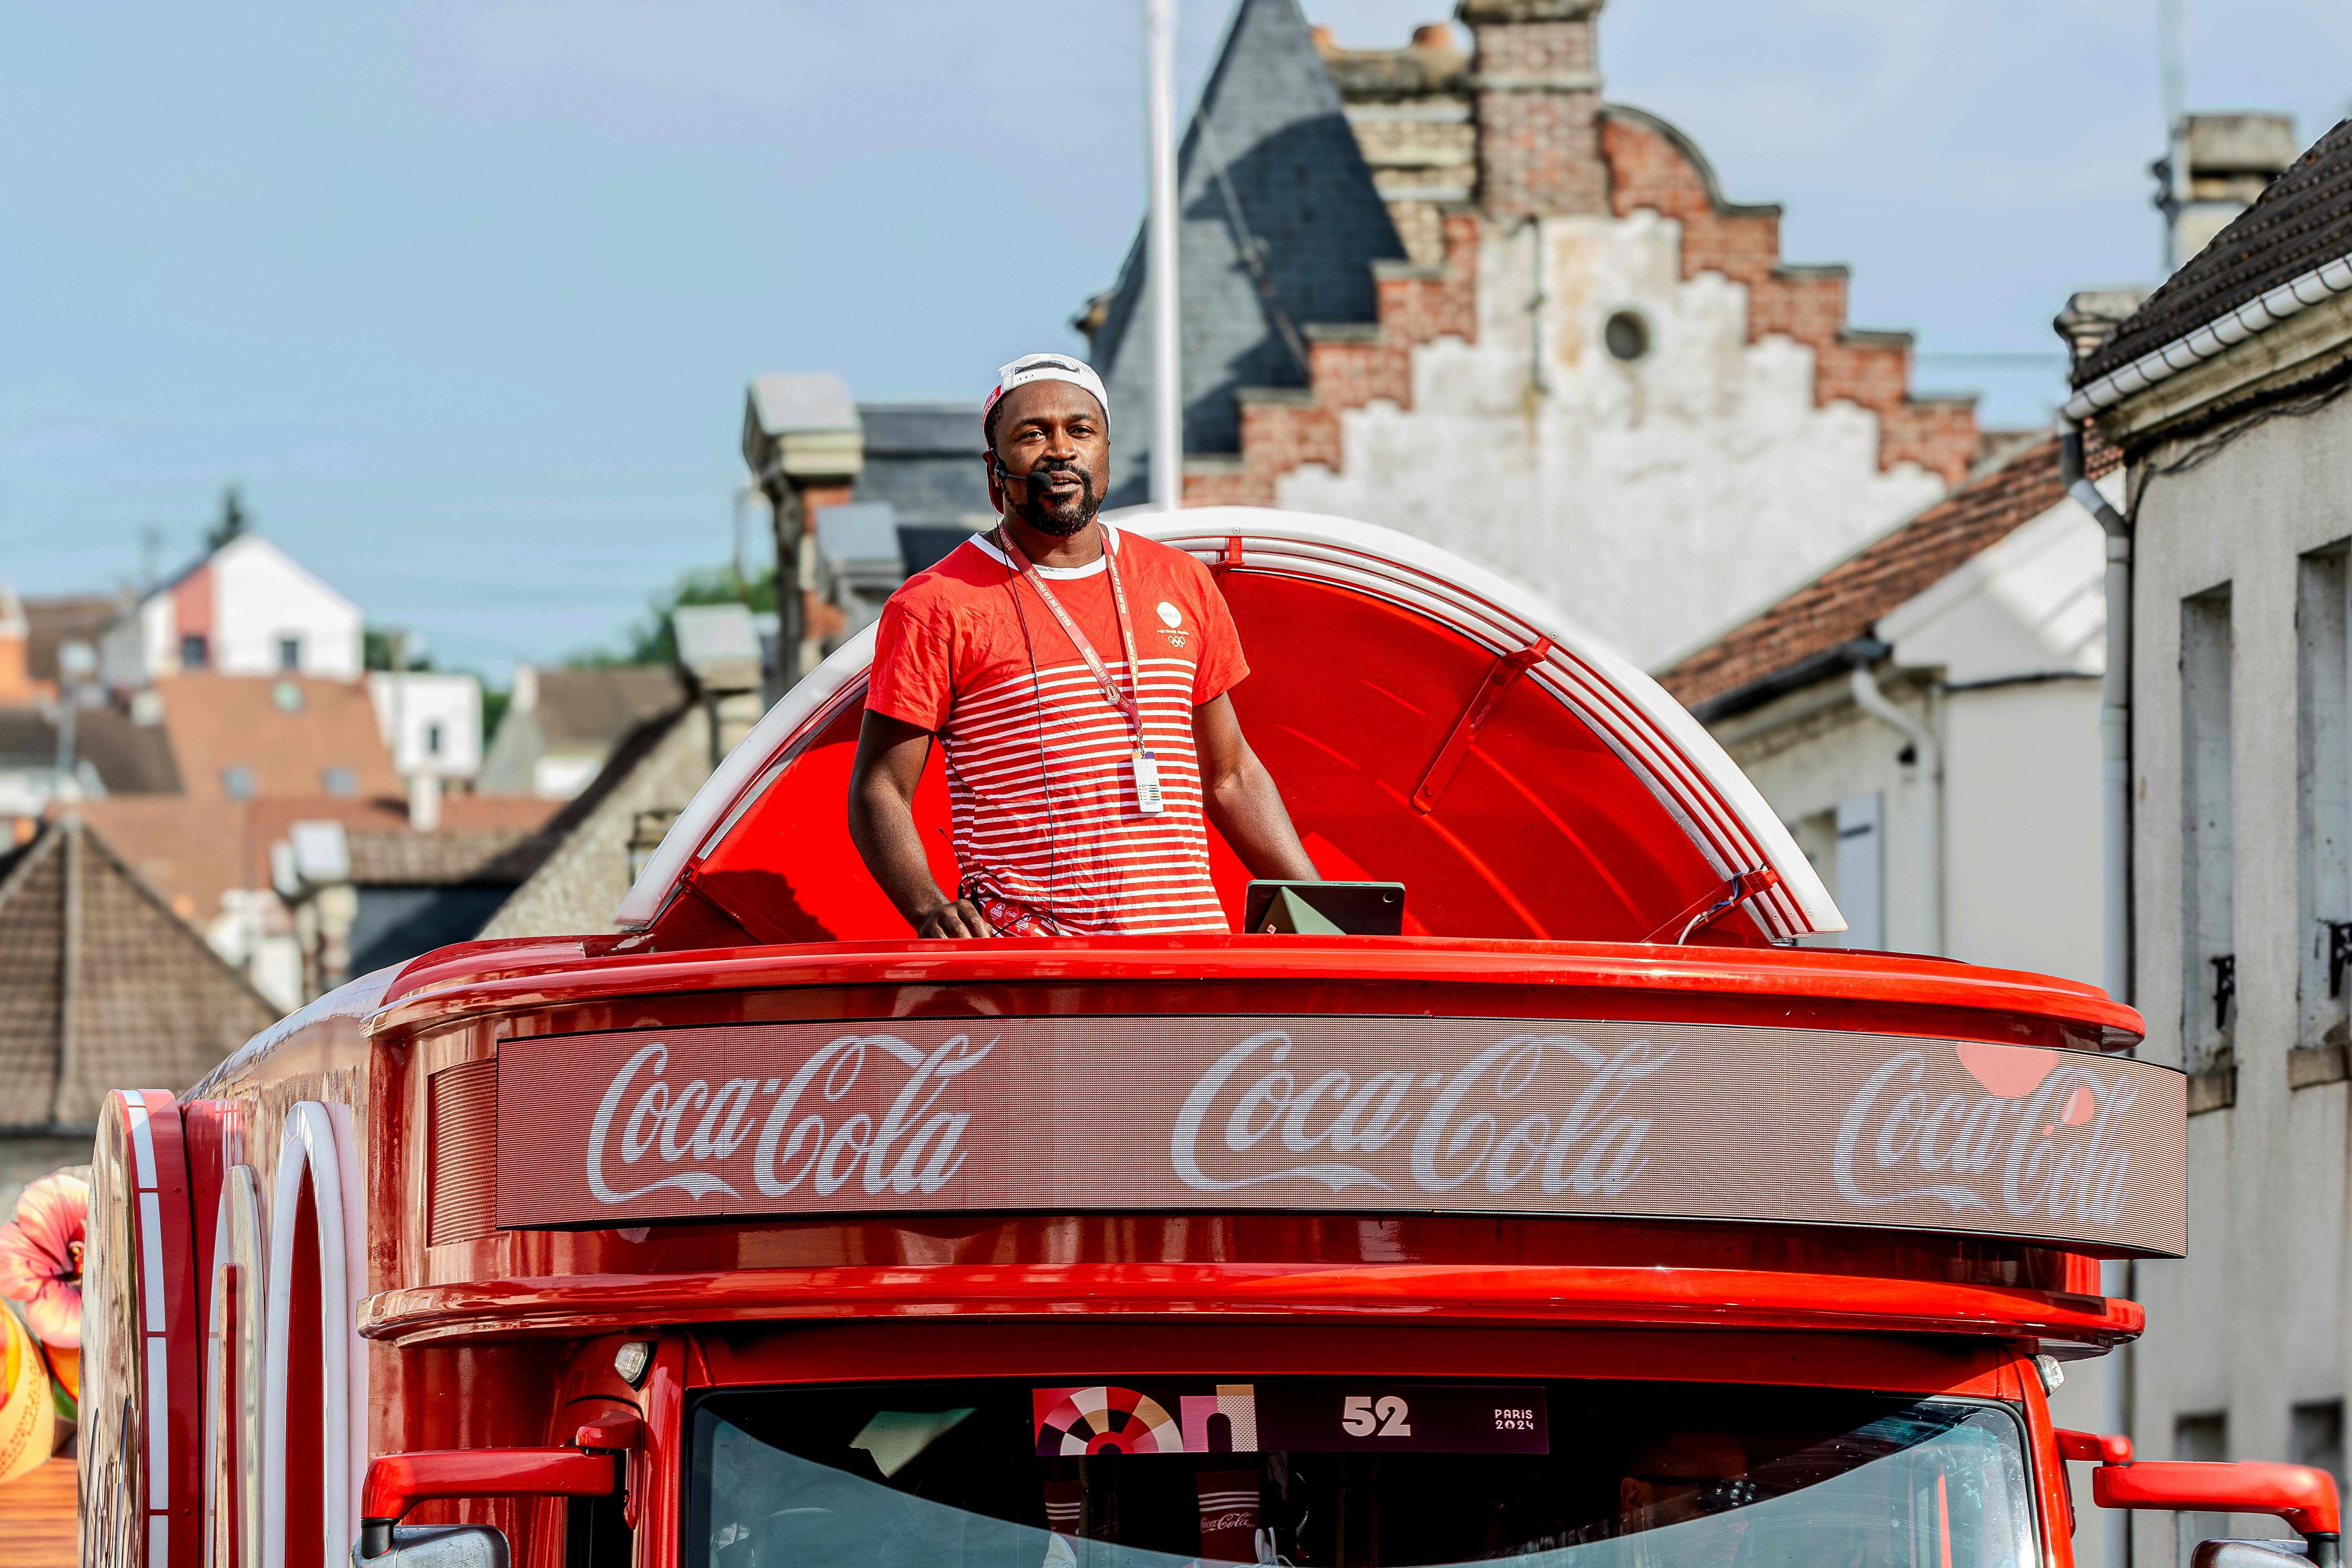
[866,589,955,731]
[1187,555,1250,705]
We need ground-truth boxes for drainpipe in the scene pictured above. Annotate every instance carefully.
[1849,658,1942,956]
[2062,418,2136,1568]
[2062,422,2133,1008]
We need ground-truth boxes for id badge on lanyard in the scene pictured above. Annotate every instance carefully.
[1000,526,1167,817]
[1132,747,1164,815]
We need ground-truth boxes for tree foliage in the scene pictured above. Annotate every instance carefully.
[567,563,774,669]
[204,483,252,552]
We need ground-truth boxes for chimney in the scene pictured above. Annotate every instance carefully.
[408,772,442,832]
[2053,285,2156,371]
[0,583,27,702]
[1459,0,1608,219]
[742,374,864,687]
[2158,112,2297,270]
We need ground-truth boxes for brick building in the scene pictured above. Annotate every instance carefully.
[1083,0,1983,669]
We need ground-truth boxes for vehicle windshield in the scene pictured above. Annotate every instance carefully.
[690,1378,2036,1568]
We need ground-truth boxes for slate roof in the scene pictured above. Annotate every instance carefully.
[2074,117,2352,387]
[344,828,553,886]
[528,667,685,751]
[1087,0,1404,505]
[0,817,276,1130]
[1657,432,2121,718]
[0,703,183,794]
[851,403,993,528]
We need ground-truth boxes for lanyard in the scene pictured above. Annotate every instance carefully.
[996,526,1147,751]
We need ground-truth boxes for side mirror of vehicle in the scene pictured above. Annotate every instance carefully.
[350,1523,511,1568]
[2089,1457,2342,1568]
[354,1446,620,1562]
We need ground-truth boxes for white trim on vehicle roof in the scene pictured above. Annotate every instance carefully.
[615,507,1843,940]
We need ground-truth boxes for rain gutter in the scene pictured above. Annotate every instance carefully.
[2060,251,2352,421]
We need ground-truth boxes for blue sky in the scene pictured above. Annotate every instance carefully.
[5,0,2348,677]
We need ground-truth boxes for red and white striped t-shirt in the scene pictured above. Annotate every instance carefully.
[866,521,1249,935]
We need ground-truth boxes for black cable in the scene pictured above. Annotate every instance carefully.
[2134,350,2352,474]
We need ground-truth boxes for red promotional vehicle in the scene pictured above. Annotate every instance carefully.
[78,512,2330,1568]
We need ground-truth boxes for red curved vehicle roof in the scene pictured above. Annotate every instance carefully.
[622,510,1843,949]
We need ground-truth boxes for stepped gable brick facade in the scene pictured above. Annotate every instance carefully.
[1149,0,1979,668]
[1463,0,1608,220]
[1599,111,1978,486]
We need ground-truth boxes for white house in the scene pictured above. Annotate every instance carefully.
[1659,430,2130,1568]
[367,672,483,781]
[103,533,361,687]
[1664,434,2118,978]
[2067,114,2352,1545]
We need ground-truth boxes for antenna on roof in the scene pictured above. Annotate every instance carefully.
[1145,0,1181,510]
[2160,0,2189,271]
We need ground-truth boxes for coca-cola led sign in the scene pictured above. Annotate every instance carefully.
[491,1017,2189,1254]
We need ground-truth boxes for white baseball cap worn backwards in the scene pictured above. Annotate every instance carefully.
[983,352,1110,429]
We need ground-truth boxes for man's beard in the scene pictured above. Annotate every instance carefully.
[1014,461,1100,536]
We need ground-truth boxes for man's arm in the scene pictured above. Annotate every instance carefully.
[1194,693,1318,879]
[846,710,993,938]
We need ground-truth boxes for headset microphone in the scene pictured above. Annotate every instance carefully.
[995,457,1080,492]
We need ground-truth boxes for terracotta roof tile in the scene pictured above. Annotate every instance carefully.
[72,793,564,923]
[19,596,122,686]
[153,674,402,802]
[1657,432,2120,714]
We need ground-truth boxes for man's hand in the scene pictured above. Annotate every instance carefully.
[848,710,990,939]
[1195,693,1318,881]
[916,898,995,939]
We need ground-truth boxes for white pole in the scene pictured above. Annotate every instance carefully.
[1145,0,1182,510]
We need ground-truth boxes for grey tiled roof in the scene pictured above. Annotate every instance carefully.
[0,818,275,1129]
[2074,118,2352,387]
[531,667,685,750]
[344,828,553,886]
[1087,0,1404,505]
[0,703,183,795]
[852,403,993,528]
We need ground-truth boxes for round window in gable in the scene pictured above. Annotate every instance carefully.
[1603,309,1651,363]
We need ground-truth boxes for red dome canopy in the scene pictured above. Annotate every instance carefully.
[619,510,1842,949]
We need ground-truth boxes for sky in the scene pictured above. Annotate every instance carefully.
[4,0,2349,679]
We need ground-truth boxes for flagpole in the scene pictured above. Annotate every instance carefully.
[1145,0,1181,510]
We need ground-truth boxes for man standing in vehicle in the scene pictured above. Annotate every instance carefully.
[846,352,1316,938]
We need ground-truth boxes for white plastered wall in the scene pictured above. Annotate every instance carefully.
[367,671,483,779]
[1277,211,1948,670]
[209,536,362,679]
[2127,385,2352,1560]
